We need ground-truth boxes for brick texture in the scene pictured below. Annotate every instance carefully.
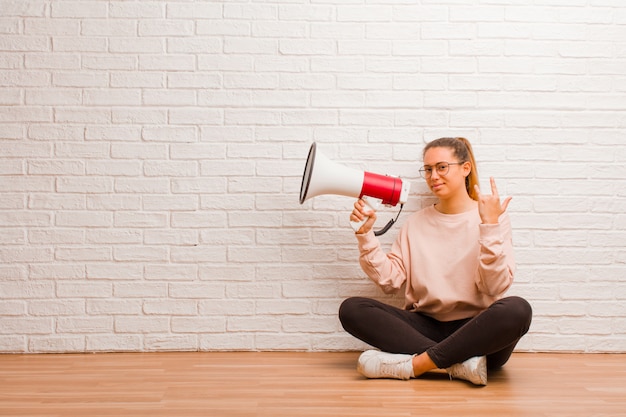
[1,1,625,353]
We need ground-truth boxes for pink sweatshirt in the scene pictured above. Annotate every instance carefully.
[356,205,515,322]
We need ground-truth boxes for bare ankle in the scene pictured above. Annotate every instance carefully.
[411,352,437,377]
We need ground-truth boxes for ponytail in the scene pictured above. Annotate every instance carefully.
[423,137,480,201]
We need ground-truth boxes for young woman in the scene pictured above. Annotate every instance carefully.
[339,137,532,385]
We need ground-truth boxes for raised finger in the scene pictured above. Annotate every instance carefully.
[489,177,500,197]
[501,196,512,212]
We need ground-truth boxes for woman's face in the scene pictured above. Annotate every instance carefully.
[422,146,471,199]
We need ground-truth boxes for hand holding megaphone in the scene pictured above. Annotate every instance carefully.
[299,142,410,236]
[350,197,380,234]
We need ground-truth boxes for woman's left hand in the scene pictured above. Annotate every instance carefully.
[474,177,512,224]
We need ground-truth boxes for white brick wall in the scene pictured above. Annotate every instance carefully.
[1,0,625,353]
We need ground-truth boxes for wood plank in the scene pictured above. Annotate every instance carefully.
[0,352,625,417]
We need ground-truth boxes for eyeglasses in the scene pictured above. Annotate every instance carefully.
[419,162,464,179]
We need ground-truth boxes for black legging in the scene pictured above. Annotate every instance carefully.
[339,296,532,369]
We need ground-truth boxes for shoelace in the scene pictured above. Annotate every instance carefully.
[380,360,409,379]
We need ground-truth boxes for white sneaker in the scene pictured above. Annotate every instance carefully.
[446,356,487,386]
[357,350,414,380]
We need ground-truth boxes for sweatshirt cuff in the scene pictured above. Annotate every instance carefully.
[355,229,378,250]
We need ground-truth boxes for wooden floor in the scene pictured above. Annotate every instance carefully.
[0,352,625,417]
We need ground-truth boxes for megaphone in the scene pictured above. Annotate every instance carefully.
[299,142,410,235]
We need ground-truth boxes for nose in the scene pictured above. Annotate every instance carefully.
[429,169,441,180]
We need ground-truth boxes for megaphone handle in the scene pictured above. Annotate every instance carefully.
[350,196,382,233]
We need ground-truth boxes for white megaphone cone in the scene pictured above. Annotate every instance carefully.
[299,142,410,235]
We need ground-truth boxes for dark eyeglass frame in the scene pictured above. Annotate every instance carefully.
[419,161,464,179]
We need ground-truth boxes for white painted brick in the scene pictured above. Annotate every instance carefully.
[114,282,167,298]
[170,178,226,194]
[167,38,222,54]
[0,36,49,52]
[28,229,84,244]
[143,194,198,210]
[86,263,143,280]
[169,109,222,127]
[167,2,222,19]
[0,18,19,34]
[198,55,252,71]
[55,246,112,262]
[224,37,277,54]
[170,246,227,263]
[0,318,53,335]
[51,1,106,18]
[200,300,255,316]
[200,195,254,212]
[0,106,51,122]
[139,55,195,72]
[255,334,311,351]
[138,20,193,37]
[55,211,111,228]
[142,89,195,106]
[144,230,199,246]
[0,159,23,175]
[57,317,113,334]
[114,178,169,193]
[228,247,282,264]
[227,316,282,333]
[52,37,107,53]
[88,228,145,245]
[171,317,226,333]
[256,300,310,316]
[278,5,333,22]
[1,2,625,354]
[224,3,277,20]
[81,19,136,37]
[169,282,225,299]
[115,316,170,334]
[171,212,227,229]
[29,336,85,353]
[0,247,53,263]
[84,89,141,106]
[337,6,391,22]
[114,212,167,228]
[109,2,163,19]
[0,265,27,280]
[86,335,142,352]
[145,264,198,281]
[109,38,164,54]
[28,300,85,316]
[143,300,197,316]
[199,334,254,351]
[144,335,198,352]
[110,142,167,159]
[57,282,112,298]
[199,265,255,282]
[0,54,21,69]
[0,70,50,87]
[110,72,162,88]
[83,55,137,72]
[282,316,339,334]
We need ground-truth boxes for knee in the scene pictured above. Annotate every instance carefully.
[338,296,361,324]
[501,296,533,335]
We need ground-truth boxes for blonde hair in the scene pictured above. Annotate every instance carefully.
[423,137,479,201]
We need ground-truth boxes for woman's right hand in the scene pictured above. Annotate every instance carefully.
[350,199,377,234]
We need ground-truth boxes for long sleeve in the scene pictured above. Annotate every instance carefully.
[356,230,407,294]
[476,214,515,297]
[354,205,516,321]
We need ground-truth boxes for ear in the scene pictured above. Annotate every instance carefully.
[462,160,472,177]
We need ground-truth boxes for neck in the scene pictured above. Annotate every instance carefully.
[435,194,475,214]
